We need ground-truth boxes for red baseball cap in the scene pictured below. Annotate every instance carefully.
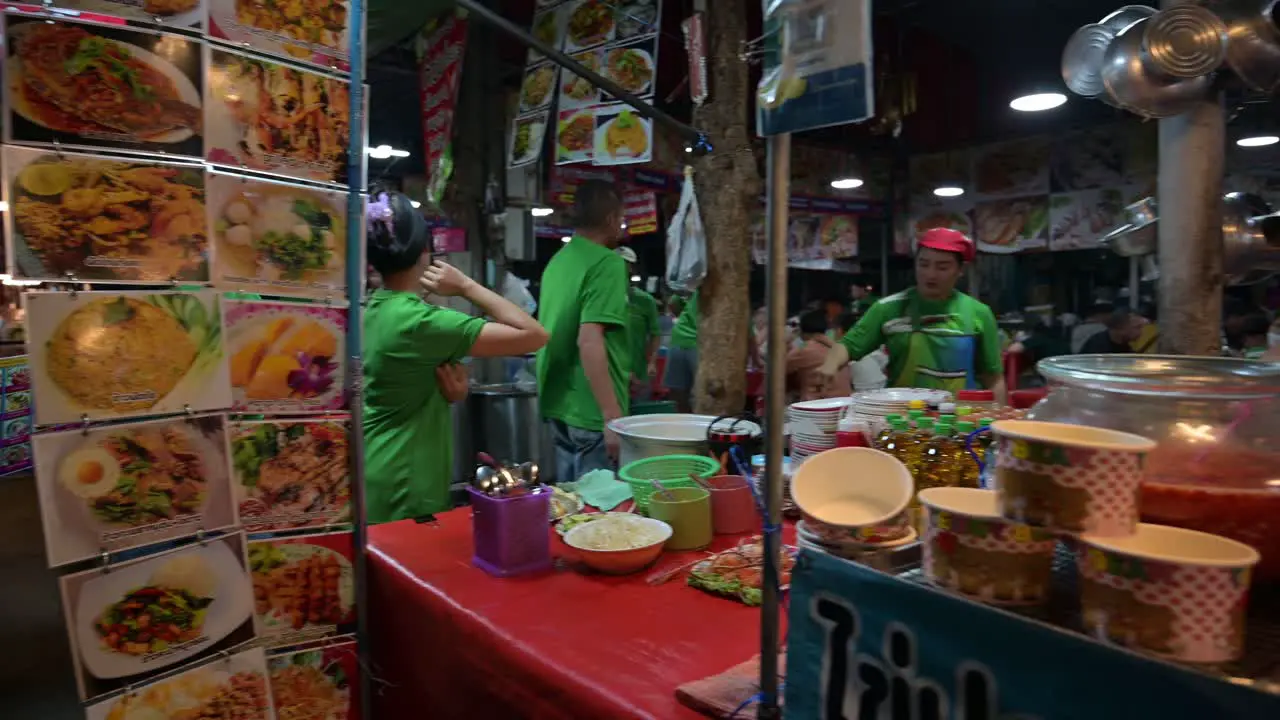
[918,227,975,262]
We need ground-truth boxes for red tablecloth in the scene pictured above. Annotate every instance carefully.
[367,509,793,719]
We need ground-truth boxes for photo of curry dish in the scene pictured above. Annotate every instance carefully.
[28,291,231,426]
[207,47,351,184]
[5,146,207,282]
[233,0,348,52]
[6,18,202,150]
[208,173,346,297]
[604,47,653,94]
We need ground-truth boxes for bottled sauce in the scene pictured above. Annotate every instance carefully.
[905,417,934,473]
[957,389,996,416]
[880,418,911,466]
[836,417,871,448]
[954,420,980,488]
[906,400,926,426]
[874,414,903,448]
[917,422,958,493]
[938,413,956,427]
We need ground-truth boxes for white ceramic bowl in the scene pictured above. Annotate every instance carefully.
[563,515,673,575]
[790,447,913,529]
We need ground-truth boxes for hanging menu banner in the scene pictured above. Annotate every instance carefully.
[417,9,468,205]
[508,2,565,168]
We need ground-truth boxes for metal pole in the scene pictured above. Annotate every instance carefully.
[343,1,371,718]
[1157,0,1224,354]
[452,0,702,143]
[758,133,791,720]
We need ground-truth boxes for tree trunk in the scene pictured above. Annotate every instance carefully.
[691,4,761,415]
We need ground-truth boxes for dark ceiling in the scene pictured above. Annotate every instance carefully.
[363,0,1269,178]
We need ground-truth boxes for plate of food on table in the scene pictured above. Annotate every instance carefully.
[686,537,798,606]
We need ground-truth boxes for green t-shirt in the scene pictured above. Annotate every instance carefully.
[670,290,699,349]
[363,289,484,523]
[839,288,1001,393]
[536,236,630,431]
[626,287,660,379]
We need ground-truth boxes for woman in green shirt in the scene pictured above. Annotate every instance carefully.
[363,192,547,524]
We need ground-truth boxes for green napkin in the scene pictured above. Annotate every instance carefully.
[562,469,633,511]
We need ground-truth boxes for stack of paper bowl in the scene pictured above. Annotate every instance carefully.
[750,454,797,515]
[787,397,853,462]
[790,447,916,560]
[850,388,952,432]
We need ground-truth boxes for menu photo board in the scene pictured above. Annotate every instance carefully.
[84,646,274,720]
[2,14,205,158]
[205,44,352,185]
[2,144,210,284]
[0,354,32,475]
[33,413,237,567]
[224,298,347,413]
[25,290,232,426]
[56,0,207,30]
[61,532,257,701]
[268,638,360,720]
[208,0,354,70]
[248,530,357,647]
[231,416,351,534]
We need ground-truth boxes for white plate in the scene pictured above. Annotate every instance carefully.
[74,541,252,680]
[8,25,201,144]
[790,398,853,412]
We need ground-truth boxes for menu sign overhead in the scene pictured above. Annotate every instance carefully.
[417,10,469,205]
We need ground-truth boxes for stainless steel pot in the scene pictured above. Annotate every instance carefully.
[1063,6,1157,100]
[1101,17,1214,118]
[1217,0,1280,93]
[467,383,558,481]
[608,413,762,469]
[1222,191,1280,283]
[1141,5,1228,78]
[1099,196,1158,256]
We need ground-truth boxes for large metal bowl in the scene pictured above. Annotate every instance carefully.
[608,413,762,468]
[1101,17,1213,119]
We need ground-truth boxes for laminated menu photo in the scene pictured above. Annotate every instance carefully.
[224,299,347,413]
[3,14,204,158]
[207,0,352,69]
[268,639,360,720]
[207,170,351,299]
[61,533,256,701]
[248,531,356,647]
[83,646,274,720]
[33,414,237,567]
[3,145,209,284]
[55,0,206,30]
[232,417,351,533]
[25,290,232,426]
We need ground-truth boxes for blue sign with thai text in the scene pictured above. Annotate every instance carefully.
[785,550,1279,719]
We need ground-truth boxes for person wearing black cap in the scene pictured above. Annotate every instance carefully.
[363,191,548,523]
[817,228,1005,399]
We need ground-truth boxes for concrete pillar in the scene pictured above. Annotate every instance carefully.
[1156,0,1225,355]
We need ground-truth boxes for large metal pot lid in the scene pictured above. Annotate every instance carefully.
[1038,354,1280,398]
[470,383,538,396]
[609,413,763,440]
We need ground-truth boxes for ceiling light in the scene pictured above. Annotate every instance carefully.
[1010,93,1067,112]
[410,200,421,208]
[620,222,628,230]
[630,274,641,282]
[830,177,863,190]
[366,144,409,159]
[531,207,554,217]
[2,277,41,286]
[0,201,8,212]
[933,186,965,198]
[560,235,572,243]
[1237,135,1279,148]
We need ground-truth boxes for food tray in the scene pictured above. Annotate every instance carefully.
[889,543,1280,693]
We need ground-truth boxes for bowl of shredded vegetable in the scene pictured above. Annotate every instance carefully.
[563,515,672,575]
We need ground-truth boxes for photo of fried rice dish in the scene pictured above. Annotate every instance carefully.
[103,668,271,720]
[10,151,206,281]
[234,0,348,51]
[210,51,350,180]
[42,293,222,414]
[521,65,555,110]
[10,22,201,141]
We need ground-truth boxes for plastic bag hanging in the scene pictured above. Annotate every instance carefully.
[665,166,707,293]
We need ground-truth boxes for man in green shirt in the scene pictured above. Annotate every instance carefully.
[616,246,660,401]
[362,191,547,524]
[536,181,631,480]
[665,290,699,412]
[819,228,1005,400]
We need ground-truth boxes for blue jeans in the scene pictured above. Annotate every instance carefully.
[549,419,611,483]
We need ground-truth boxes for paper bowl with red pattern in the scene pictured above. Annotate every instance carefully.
[1077,523,1259,663]
[919,487,1058,606]
[798,511,912,545]
[991,420,1156,536]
